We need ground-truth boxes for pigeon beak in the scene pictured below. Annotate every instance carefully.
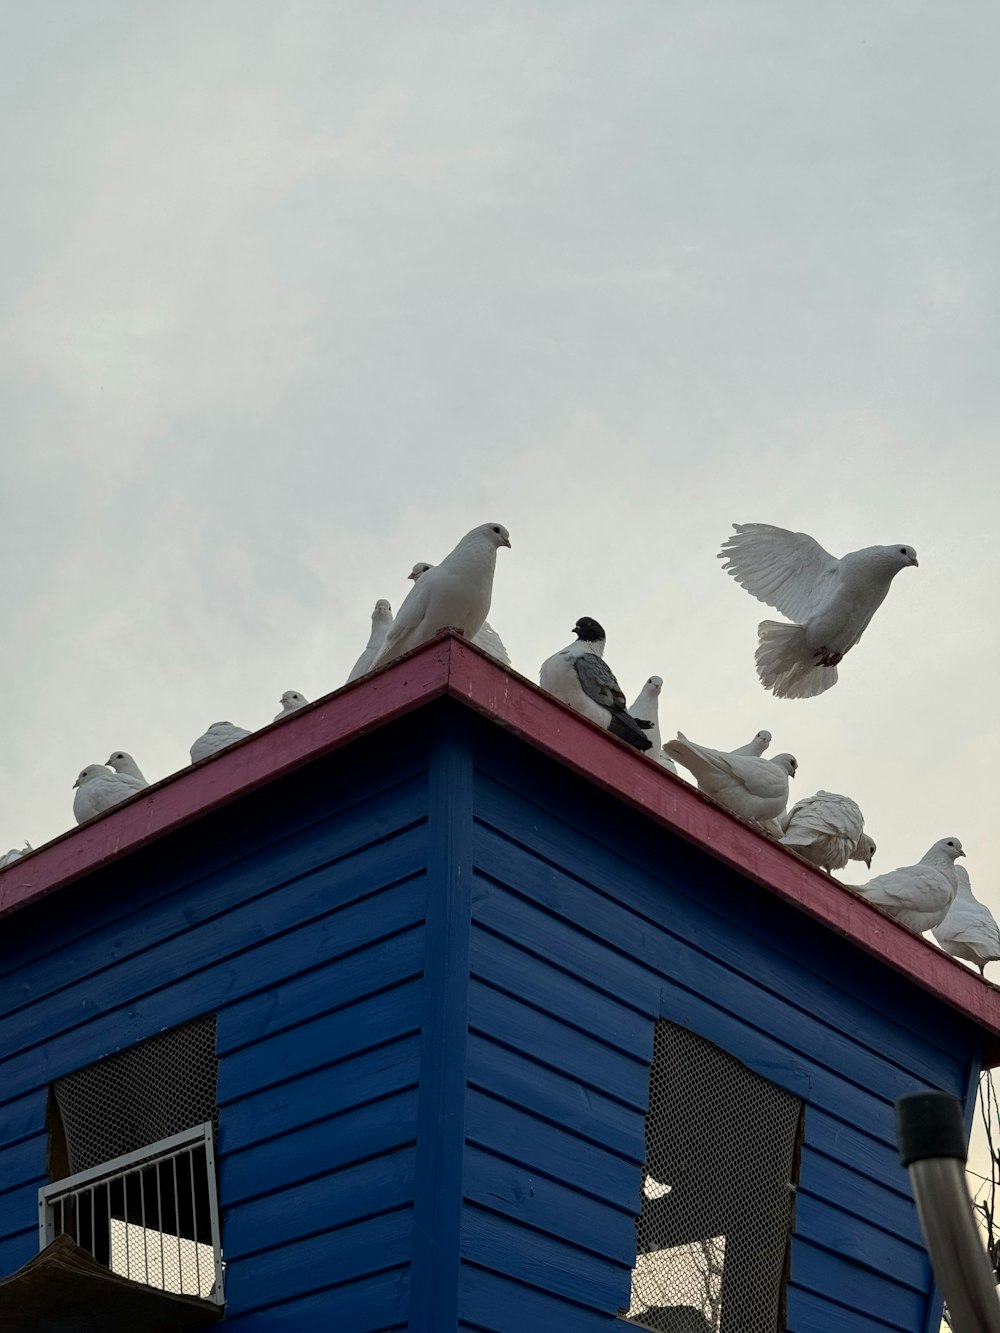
[72,779,80,789]
[911,557,919,567]
[957,849,966,857]
[502,536,511,548]
[407,572,418,581]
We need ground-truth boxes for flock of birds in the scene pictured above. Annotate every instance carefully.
[1,519,997,979]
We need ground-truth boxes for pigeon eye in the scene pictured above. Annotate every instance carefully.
[899,547,907,554]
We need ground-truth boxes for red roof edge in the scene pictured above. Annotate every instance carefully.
[4,631,1000,1065]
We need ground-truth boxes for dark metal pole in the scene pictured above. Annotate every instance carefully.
[896,1090,1000,1333]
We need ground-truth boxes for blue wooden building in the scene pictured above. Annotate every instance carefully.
[0,632,997,1332]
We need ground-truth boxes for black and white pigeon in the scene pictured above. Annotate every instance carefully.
[347,600,394,682]
[274,690,309,720]
[540,618,653,752]
[73,764,147,823]
[852,837,964,932]
[719,523,918,698]
[105,751,150,786]
[731,729,772,757]
[629,676,677,770]
[407,563,510,665]
[373,523,511,668]
[663,733,797,822]
[779,791,875,873]
[932,865,1000,977]
[190,722,252,764]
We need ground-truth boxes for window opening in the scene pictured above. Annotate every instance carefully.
[624,1020,802,1332]
[40,1016,223,1305]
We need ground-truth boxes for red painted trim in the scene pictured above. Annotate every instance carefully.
[4,631,1000,1063]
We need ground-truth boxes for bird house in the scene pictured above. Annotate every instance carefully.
[0,633,996,1332]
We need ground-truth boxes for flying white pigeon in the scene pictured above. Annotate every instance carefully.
[540,618,653,752]
[372,523,511,668]
[274,690,309,720]
[105,751,150,786]
[73,765,147,824]
[718,523,918,698]
[663,733,797,822]
[190,722,252,764]
[629,676,676,770]
[852,837,965,933]
[407,563,510,665]
[779,791,874,873]
[347,600,394,682]
[0,843,31,868]
[731,729,772,757]
[932,866,1000,977]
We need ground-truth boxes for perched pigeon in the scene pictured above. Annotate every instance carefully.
[105,751,150,786]
[731,729,772,757]
[372,523,511,669]
[408,563,510,665]
[274,690,309,721]
[779,791,874,873]
[190,722,252,764]
[347,600,394,682]
[663,732,797,822]
[540,618,653,752]
[719,523,918,698]
[0,843,30,868]
[73,765,147,824]
[630,676,676,769]
[852,837,965,933]
[932,866,1000,977]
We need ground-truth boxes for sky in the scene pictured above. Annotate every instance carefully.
[2,1,1000,1314]
[2,10,999,947]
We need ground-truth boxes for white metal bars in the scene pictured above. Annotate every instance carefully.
[38,1121,224,1305]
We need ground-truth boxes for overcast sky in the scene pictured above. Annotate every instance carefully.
[3,3,999,935]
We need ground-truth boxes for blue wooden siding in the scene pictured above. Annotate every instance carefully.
[0,703,987,1332]
[0,741,432,1332]
[462,728,980,1333]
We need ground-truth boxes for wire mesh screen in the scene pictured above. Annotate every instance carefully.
[624,1021,803,1333]
[53,1015,218,1174]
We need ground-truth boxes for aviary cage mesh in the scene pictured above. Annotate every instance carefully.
[43,1015,222,1302]
[624,1020,803,1333]
[52,1015,218,1174]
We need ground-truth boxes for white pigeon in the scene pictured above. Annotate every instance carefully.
[105,751,150,786]
[663,732,797,822]
[853,837,965,933]
[629,676,676,770]
[407,563,510,665]
[731,729,772,757]
[73,765,147,824]
[0,843,31,868]
[932,866,1000,977]
[718,523,918,698]
[190,722,252,764]
[274,690,309,720]
[540,618,653,752]
[372,523,511,668]
[779,791,874,873]
[347,600,394,682]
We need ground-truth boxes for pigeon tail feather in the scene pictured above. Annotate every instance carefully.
[755,620,838,699]
[609,715,653,752]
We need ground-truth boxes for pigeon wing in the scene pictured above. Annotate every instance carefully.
[784,792,863,845]
[473,621,511,665]
[573,653,628,712]
[377,579,432,659]
[719,524,840,623]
